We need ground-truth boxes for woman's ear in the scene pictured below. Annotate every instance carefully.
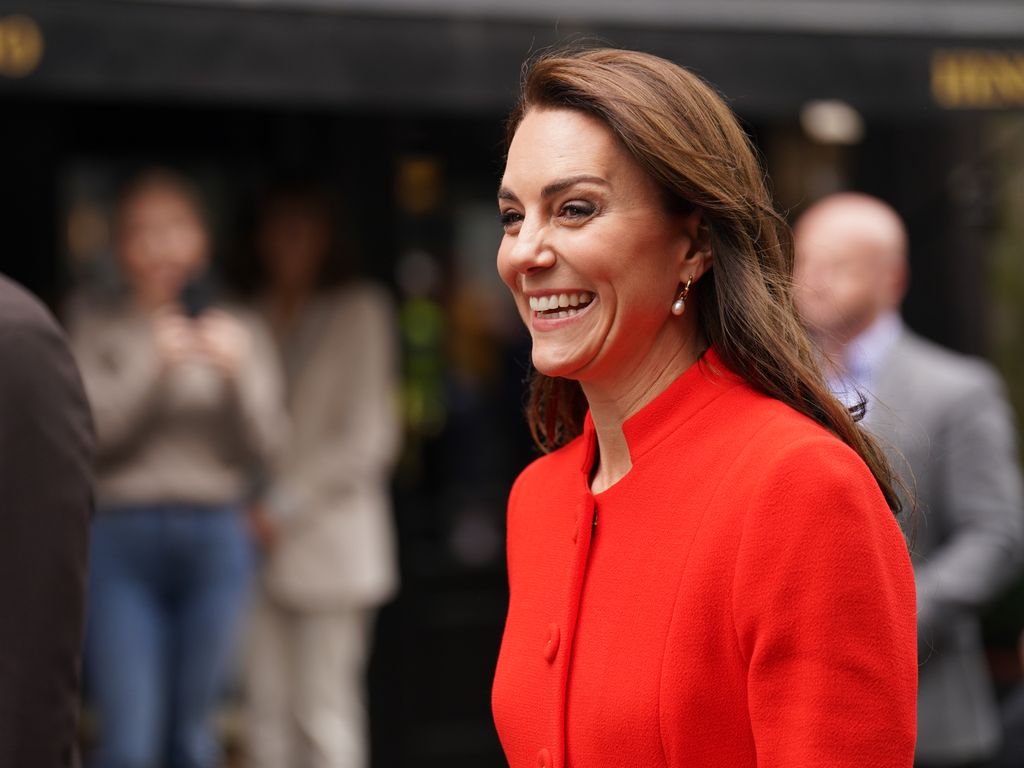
[678,209,713,281]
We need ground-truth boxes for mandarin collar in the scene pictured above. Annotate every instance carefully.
[580,347,742,475]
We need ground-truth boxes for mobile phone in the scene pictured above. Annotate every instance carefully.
[178,275,212,318]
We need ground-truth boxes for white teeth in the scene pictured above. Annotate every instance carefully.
[529,292,595,313]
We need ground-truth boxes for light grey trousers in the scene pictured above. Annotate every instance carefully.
[244,590,374,768]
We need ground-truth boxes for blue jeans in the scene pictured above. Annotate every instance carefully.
[84,503,254,768]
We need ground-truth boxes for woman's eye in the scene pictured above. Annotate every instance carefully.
[499,210,523,231]
[560,202,596,220]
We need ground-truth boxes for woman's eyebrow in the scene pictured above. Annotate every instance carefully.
[541,175,609,198]
[498,174,610,202]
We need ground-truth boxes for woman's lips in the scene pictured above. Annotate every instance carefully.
[529,292,598,330]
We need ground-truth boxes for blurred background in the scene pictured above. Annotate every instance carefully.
[2,1,1024,766]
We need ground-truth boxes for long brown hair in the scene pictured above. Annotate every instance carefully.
[507,47,901,514]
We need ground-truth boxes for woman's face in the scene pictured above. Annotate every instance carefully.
[497,108,706,385]
[118,184,208,308]
[258,202,330,295]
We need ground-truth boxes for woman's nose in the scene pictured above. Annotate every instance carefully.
[505,222,556,275]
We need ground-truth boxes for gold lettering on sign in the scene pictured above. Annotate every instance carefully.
[933,50,1024,109]
[0,15,44,78]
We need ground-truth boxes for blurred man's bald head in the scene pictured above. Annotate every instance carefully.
[793,193,909,348]
[796,193,908,272]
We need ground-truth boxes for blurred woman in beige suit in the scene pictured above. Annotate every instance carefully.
[245,184,401,768]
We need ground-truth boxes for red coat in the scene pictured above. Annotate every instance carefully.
[492,349,917,768]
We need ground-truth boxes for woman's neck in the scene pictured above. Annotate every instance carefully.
[583,328,706,494]
[268,285,312,334]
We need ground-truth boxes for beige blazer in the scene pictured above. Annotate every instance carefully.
[262,283,401,610]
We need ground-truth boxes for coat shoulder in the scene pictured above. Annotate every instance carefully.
[0,278,83,400]
[895,331,1003,400]
[704,384,889,523]
[329,280,395,314]
[0,275,53,327]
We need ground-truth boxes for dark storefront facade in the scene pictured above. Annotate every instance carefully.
[5,1,1024,354]
[3,2,1024,765]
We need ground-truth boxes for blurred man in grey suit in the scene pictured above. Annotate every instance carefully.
[794,193,1024,768]
[0,274,94,767]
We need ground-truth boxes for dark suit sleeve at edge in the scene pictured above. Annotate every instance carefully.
[0,279,95,768]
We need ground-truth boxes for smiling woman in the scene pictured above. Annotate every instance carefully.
[491,48,918,768]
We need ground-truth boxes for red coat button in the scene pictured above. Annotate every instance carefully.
[543,623,560,663]
[537,747,552,767]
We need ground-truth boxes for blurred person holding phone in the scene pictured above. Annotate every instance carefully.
[68,169,286,768]
[243,183,400,768]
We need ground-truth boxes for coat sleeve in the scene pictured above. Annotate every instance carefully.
[731,436,917,768]
[0,282,95,768]
[915,365,1024,644]
[223,309,289,472]
[268,288,400,528]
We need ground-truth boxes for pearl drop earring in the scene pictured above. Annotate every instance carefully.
[671,275,694,317]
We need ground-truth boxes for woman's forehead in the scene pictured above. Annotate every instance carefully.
[502,109,634,193]
[122,185,197,219]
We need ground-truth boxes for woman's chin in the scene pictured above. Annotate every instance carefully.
[531,350,589,380]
